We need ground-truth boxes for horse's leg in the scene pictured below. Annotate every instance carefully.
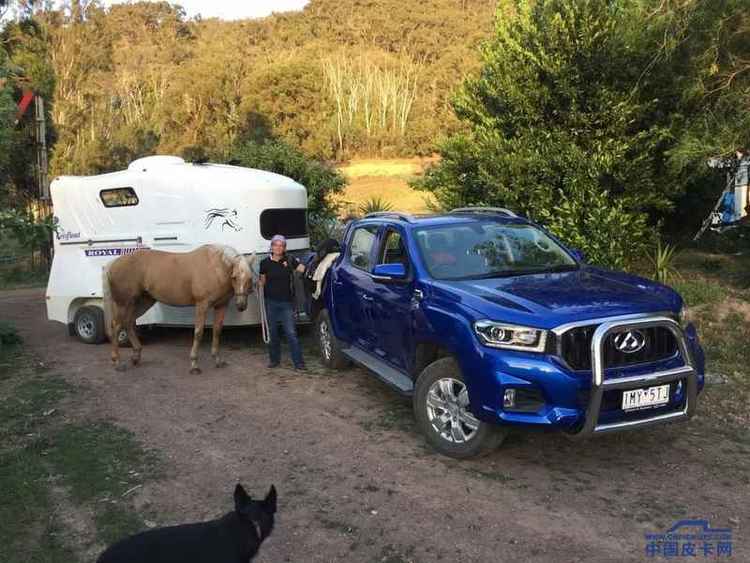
[111,303,126,372]
[129,296,155,366]
[190,302,209,375]
[212,305,227,368]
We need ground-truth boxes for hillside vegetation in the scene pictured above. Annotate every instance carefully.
[2,0,495,179]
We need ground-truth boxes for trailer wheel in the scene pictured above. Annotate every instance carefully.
[316,309,350,369]
[73,306,107,344]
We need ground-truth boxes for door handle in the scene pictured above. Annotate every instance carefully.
[413,289,424,301]
[361,294,373,302]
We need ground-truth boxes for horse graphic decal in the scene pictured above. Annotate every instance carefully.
[204,208,243,232]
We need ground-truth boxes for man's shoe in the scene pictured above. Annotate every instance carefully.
[267,362,280,369]
[294,365,308,372]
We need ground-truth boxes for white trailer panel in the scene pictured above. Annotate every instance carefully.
[46,156,309,337]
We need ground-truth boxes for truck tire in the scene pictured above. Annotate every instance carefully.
[316,309,351,369]
[414,357,507,459]
[73,306,107,344]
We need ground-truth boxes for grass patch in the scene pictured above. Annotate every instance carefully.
[0,375,74,444]
[0,326,162,561]
[335,158,438,215]
[698,312,750,377]
[675,248,750,291]
[50,423,158,503]
[0,320,23,350]
[671,279,727,307]
[338,158,428,178]
[48,422,161,544]
[0,447,77,563]
[0,345,79,562]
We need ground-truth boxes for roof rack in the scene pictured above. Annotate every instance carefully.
[449,206,518,218]
[364,212,415,223]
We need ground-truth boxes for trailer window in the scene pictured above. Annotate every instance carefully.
[260,209,307,239]
[100,188,139,208]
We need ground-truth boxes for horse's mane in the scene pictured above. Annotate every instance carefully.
[208,244,254,274]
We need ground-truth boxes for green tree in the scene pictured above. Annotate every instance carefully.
[228,140,346,242]
[414,0,685,267]
[0,47,15,189]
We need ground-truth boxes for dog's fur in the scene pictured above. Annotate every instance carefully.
[96,484,276,563]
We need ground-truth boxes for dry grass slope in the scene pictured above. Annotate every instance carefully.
[336,158,438,215]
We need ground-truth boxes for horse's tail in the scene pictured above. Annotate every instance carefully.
[102,264,113,341]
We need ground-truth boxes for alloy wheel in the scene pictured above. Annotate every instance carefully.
[425,377,480,444]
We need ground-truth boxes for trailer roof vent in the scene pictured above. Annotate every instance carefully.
[128,155,185,171]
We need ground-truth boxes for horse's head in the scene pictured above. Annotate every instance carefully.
[231,254,254,312]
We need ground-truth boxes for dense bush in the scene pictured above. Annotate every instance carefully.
[415,0,750,267]
[228,140,346,244]
[414,0,674,268]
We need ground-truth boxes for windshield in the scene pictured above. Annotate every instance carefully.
[415,221,578,280]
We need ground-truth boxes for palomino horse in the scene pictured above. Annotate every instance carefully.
[103,244,255,373]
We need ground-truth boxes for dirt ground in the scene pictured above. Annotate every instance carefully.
[2,288,748,562]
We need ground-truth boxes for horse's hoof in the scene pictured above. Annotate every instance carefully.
[190,367,202,375]
[131,357,141,366]
[115,363,127,373]
[215,361,228,369]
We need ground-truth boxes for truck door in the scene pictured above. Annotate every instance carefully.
[369,226,415,371]
[331,224,380,350]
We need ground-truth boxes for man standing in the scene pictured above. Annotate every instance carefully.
[259,235,307,371]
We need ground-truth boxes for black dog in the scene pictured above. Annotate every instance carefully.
[97,484,276,563]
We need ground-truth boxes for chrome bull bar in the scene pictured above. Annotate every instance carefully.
[556,314,697,438]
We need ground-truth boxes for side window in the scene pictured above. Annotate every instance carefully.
[260,209,307,239]
[349,225,378,271]
[379,229,408,267]
[100,188,139,208]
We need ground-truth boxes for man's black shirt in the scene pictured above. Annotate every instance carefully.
[260,255,300,302]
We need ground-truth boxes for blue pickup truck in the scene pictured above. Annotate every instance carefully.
[314,208,704,458]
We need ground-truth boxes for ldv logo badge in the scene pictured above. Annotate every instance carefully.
[613,330,647,353]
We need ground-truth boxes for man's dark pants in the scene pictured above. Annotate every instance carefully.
[265,298,304,368]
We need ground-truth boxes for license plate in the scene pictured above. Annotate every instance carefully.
[621,384,670,411]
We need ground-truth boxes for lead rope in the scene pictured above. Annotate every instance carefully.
[251,258,271,345]
[258,283,270,344]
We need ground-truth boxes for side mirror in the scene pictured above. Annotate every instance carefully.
[373,262,407,281]
[570,249,586,262]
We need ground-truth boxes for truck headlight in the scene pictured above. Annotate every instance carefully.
[474,320,548,352]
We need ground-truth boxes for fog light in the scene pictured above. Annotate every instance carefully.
[503,389,516,408]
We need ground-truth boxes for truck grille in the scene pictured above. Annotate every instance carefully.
[559,325,679,371]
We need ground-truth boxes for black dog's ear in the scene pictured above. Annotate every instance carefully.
[234,483,251,512]
[263,485,277,514]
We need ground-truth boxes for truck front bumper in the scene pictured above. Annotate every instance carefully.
[565,315,697,437]
[466,315,703,435]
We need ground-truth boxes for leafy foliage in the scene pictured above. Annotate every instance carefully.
[648,241,681,285]
[415,0,670,267]
[0,47,16,188]
[0,208,56,262]
[358,196,394,215]
[228,140,346,243]
[0,0,495,177]
[535,185,651,270]
[414,0,750,266]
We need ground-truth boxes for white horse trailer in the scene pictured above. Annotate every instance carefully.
[46,155,310,343]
